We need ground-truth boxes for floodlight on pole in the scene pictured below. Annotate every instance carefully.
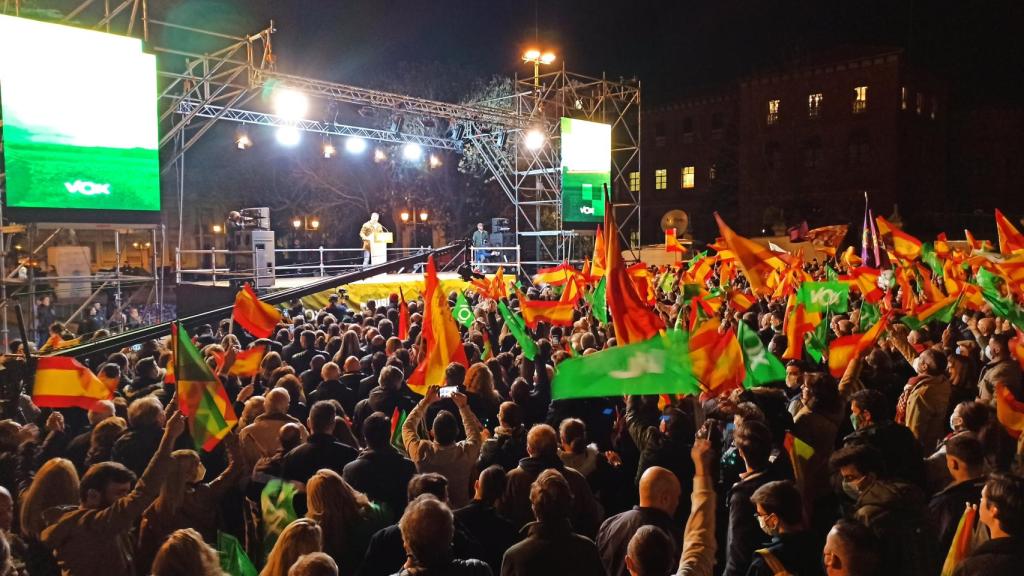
[402,142,423,161]
[276,126,301,147]
[236,126,251,150]
[292,219,302,229]
[523,48,556,89]
[273,87,309,120]
[400,211,410,222]
[524,128,546,151]
[345,136,368,154]
[310,218,320,230]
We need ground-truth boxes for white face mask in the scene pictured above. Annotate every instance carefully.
[912,356,922,373]
[757,514,779,537]
[985,345,994,360]
[962,315,971,325]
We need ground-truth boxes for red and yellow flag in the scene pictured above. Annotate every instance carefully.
[940,506,978,576]
[665,228,686,254]
[517,289,576,329]
[408,256,469,396]
[728,289,757,314]
[627,263,657,306]
[533,262,579,286]
[995,382,1024,439]
[592,225,607,278]
[783,296,820,361]
[876,215,923,262]
[227,345,266,377]
[605,203,664,344]
[33,357,116,410]
[995,209,1024,255]
[714,213,784,295]
[964,229,992,252]
[173,322,238,452]
[843,267,884,303]
[398,287,411,340]
[232,283,282,338]
[689,319,745,393]
[828,313,889,378]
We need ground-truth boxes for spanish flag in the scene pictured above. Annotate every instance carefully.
[901,293,960,330]
[940,506,978,576]
[665,228,686,254]
[995,382,1024,439]
[591,225,607,278]
[627,263,657,306]
[605,201,664,344]
[783,432,815,494]
[408,256,469,396]
[876,215,923,261]
[532,262,578,286]
[827,313,889,378]
[33,357,116,409]
[228,345,266,377]
[173,322,237,451]
[783,297,820,361]
[728,289,757,314]
[843,267,885,303]
[517,289,575,329]
[689,319,745,393]
[232,283,282,338]
[995,209,1024,255]
[714,213,784,296]
[398,287,411,340]
[964,229,992,252]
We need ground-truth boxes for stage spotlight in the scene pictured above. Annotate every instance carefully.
[323,141,336,158]
[429,154,443,169]
[374,148,387,163]
[524,128,546,151]
[276,126,301,147]
[273,88,309,120]
[540,51,556,65]
[402,143,423,161]
[236,127,251,150]
[523,49,541,61]
[346,136,368,154]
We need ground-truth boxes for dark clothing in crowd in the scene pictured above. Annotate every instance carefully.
[842,421,925,485]
[454,500,519,573]
[477,426,528,472]
[953,537,1024,576]
[111,424,163,477]
[281,432,359,483]
[745,530,825,576]
[723,468,786,576]
[500,519,605,576]
[359,521,481,576]
[929,477,985,555]
[343,447,417,517]
[597,506,681,576]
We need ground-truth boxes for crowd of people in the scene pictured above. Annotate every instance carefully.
[1,252,1024,576]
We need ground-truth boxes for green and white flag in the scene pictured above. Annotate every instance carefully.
[260,479,298,561]
[586,276,608,324]
[452,291,474,329]
[737,321,787,388]
[552,332,699,400]
[859,300,881,333]
[498,301,538,360]
[797,281,849,314]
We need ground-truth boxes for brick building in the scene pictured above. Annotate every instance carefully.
[638,48,949,240]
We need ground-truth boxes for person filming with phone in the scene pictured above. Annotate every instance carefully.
[401,384,484,509]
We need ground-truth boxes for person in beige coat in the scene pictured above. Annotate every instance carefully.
[239,388,308,468]
[402,386,482,509]
[903,349,953,453]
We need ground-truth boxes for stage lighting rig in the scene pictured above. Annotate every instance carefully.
[402,143,423,161]
[524,128,546,151]
[346,137,368,154]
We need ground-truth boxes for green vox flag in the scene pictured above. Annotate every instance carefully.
[796,281,849,314]
[260,479,298,561]
[218,531,258,576]
[498,301,538,360]
[825,264,839,282]
[737,321,787,388]
[552,331,699,400]
[806,312,830,364]
[859,300,881,333]
[659,269,677,294]
[586,276,608,324]
[975,268,1024,330]
[920,242,944,280]
[452,292,474,329]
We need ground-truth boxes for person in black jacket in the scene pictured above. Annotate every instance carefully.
[929,433,986,555]
[454,465,518,574]
[394,494,491,576]
[842,389,924,486]
[309,362,358,417]
[723,420,785,576]
[624,395,695,488]
[596,466,681,576]
[746,480,824,576]
[281,401,358,484]
[290,330,327,375]
[343,412,416,518]
[111,395,165,477]
[478,402,528,472]
[954,473,1024,576]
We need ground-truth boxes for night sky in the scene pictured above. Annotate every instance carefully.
[95,0,1024,106]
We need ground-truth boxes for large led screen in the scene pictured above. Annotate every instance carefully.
[560,117,610,225]
[0,15,160,213]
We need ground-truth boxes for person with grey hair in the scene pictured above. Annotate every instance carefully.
[288,552,338,576]
[240,387,308,465]
[395,494,491,575]
[111,395,165,476]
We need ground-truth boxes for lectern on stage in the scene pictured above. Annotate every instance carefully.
[370,231,393,265]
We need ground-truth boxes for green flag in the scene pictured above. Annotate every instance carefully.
[920,242,944,279]
[681,283,703,302]
[218,531,258,576]
[659,269,677,294]
[825,264,839,282]
[552,331,699,400]
[452,292,474,329]
[859,300,881,332]
[498,301,538,360]
[975,269,1024,330]
[796,281,849,314]
[806,312,830,364]
[586,276,608,324]
[737,321,787,388]
[173,322,237,452]
[260,479,298,561]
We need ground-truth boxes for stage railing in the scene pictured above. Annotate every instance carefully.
[469,246,521,272]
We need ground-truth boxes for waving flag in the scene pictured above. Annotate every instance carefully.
[591,225,607,278]
[876,215,923,261]
[452,292,475,329]
[605,200,664,344]
[995,382,1024,439]
[995,209,1024,255]
[827,313,889,378]
[497,301,538,361]
[689,319,745,393]
[408,256,469,395]
[806,224,848,257]
[586,276,608,324]
[232,283,282,338]
[901,293,961,330]
[665,228,686,254]
[33,357,116,409]
[517,289,575,328]
[227,345,266,378]
[737,321,787,388]
[843,267,885,303]
[173,322,237,451]
[714,213,784,295]
[533,262,578,286]
[398,288,411,340]
[940,506,978,576]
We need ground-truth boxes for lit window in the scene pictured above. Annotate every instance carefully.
[629,171,640,192]
[808,93,823,118]
[900,87,907,110]
[655,169,667,190]
[853,86,868,113]
[916,92,924,115]
[709,164,717,181]
[681,166,695,189]
[767,99,780,125]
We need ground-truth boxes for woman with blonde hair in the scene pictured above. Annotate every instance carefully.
[464,362,501,429]
[305,470,390,576]
[259,351,284,387]
[336,331,361,364]
[151,528,225,576]
[137,433,243,571]
[83,416,126,468]
[261,518,322,576]
[19,458,79,576]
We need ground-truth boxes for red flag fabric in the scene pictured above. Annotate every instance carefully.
[714,213,784,295]
[605,202,664,344]
[665,228,686,254]
[592,225,607,278]
[33,357,116,410]
[995,209,1024,255]
[689,319,745,393]
[408,256,469,395]
[232,283,282,338]
[533,262,579,286]
[517,289,576,329]
[398,288,411,340]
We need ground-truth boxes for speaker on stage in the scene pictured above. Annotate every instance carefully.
[490,217,510,248]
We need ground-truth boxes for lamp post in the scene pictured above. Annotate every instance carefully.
[522,49,556,90]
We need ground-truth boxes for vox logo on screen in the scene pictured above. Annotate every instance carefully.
[64,180,111,196]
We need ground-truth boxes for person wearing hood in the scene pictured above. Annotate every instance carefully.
[497,424,602,539]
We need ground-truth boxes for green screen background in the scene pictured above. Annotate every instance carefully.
[0,15,160,212]
[561,117,611,224]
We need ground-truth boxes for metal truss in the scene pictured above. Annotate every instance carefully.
[21,0,641,273]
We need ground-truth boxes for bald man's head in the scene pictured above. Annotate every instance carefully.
[88,400,116,426]
[638,466,681,515]
[278,422,304,452]
[265,387,291,414]
[526,424,558,457]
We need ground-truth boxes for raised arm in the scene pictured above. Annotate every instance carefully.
[678,438,717,576]
[403,386,437,463]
